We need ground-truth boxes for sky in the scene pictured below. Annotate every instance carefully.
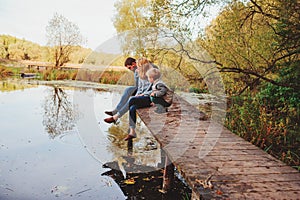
[0,0,118,49]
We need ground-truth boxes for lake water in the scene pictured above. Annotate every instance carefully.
[0,80,169,200]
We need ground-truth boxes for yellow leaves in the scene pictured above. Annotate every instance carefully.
[124,175,153,185]
[124,178,135,185]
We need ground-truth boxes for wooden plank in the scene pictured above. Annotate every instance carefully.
[228,190,300,200]
[190,172,300,199]
[212,175,300,187]
[215,181,300,193]
[190,159,285,169]
[136,94,300,199]
[212,165,298,175]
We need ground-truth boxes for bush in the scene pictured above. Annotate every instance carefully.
[99,70,124,84]
[226,86,300,169]
[56,71,69,80]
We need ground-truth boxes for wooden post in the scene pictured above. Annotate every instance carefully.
[162,155,174,193]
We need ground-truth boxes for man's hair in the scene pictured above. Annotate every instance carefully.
[146,68,161,80]
[124,57,136,66]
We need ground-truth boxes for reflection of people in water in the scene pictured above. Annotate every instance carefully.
[104,58,155,141]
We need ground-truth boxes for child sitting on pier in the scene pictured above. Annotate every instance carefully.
[146,68,173,113]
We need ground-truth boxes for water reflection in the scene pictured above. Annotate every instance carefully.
[0,83,126,199]
[74,88,163,173]
[100,116,193,199]
[105,117,162,171]
[73,87,192,198]
[42,86,79,139]
[101,139,191,200]
[0,80,36,92]
[0,81,191,199]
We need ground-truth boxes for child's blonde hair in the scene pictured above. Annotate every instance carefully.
[137,57,149,67]
[146,68,161,80]
[137,57,152,80]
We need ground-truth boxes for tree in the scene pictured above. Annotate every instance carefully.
[113,0,175,59]
[112,0,214,90]
[0,35,17,59]
[199,0,299,94]
[46,13,84,67]
[113,0,299,92]
[113,0,152,57]
[199,0,300,166]
[155,0,299,93]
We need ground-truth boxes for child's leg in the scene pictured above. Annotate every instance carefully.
[151,97,169,113]
[151,96,170,107]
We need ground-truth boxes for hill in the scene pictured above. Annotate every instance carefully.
[0,34,122,66]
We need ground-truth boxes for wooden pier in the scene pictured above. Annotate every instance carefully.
[20,60,126,71]
[137,94,300,199]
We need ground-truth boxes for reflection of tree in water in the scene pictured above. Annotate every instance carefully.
[42,86,78,138]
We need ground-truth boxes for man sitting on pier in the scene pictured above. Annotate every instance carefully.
[104,57,138,117]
